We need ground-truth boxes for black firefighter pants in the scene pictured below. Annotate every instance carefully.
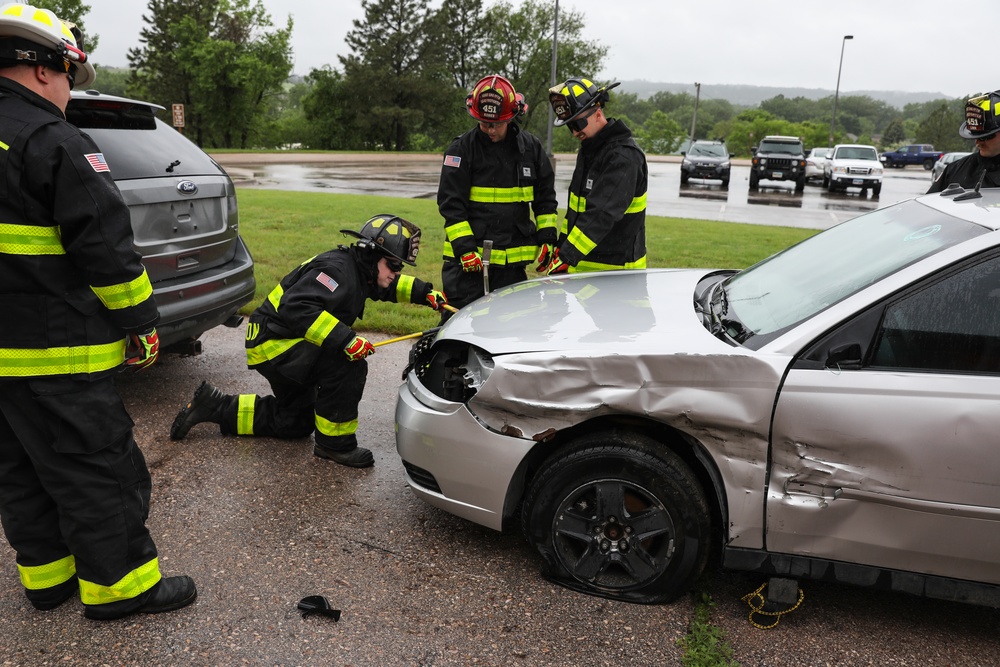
[219,343,368,452]
[0,377,159,610]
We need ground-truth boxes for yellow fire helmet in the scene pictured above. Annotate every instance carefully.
[0,2,95,88]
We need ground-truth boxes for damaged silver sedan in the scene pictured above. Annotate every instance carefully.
[395,186,1000,606]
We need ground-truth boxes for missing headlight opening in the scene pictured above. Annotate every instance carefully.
[411,341,493,403]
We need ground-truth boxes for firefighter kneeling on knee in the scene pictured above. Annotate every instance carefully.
[170,215,448,468]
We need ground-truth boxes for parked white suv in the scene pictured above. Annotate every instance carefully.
[824,143,883,196]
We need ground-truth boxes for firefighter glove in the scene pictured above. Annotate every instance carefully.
[344,334,375,362]
[125,327,160,370]
[546,254,570,275]
[425,289,449,311]
[460,251,483,272]
[535,243,554,272]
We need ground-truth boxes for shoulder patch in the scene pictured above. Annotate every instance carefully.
[85,153,110,173]
[316,272,339,292]
[443,155,461,168]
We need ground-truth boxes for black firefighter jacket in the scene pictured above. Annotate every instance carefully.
[560,118,648,272]
[0,78,158,380]
[245,246,433,382]
[927,150,1000,193]
[438,123,558,267]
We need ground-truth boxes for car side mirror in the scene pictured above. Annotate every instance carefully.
[825,342,862,370]
[729,153,735,158]
[681,151,686,156]
[751,148,757,155]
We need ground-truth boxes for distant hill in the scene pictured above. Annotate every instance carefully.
[620,80,952,109]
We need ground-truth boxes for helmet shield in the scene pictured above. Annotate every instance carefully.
[960,91,1000,140]
[341,215,421,266]
[548,78,619,127]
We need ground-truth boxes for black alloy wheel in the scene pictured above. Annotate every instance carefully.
[522,431,711,604]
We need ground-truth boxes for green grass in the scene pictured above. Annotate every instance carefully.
[678,591,739,667]
[236,188,817,335]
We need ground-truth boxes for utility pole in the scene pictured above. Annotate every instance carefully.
[688,82,701,146]
[829,35,853,147]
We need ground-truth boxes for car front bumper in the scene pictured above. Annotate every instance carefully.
[830,174,881,188]
[395,372,536,531]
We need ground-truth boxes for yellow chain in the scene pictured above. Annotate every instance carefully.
[741,581,805,629]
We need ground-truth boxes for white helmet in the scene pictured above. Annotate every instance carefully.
[0,3,95,88]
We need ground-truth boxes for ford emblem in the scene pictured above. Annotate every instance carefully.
[176,180,198,195]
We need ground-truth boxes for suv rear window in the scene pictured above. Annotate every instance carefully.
[66,99,221,180]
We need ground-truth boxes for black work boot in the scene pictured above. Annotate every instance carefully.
[170,381,225,440]
[84,575,197,620]
[313,444,374,468]
[27,576,78,611]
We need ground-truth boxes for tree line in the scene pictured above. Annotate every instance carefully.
[40,0,974,156]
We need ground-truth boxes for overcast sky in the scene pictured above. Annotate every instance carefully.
[86,0,991,101]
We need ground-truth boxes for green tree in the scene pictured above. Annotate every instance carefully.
[338,0,450,150]
[634,110,685,155]
[881,117,907,146]
[91,66,129,96]
[128,0,291,148]
[917,103,966,152]
[33,0,99,53]
[437,0,486,90]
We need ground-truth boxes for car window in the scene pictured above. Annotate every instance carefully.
[689,143,727,157]
[722,199,989,348]
[870,254,1000,373]
[68,101,221,180]
[835,147,878,160]
[759,141,802,154]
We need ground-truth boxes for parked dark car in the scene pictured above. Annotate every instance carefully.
[396,186,1000,607]
[66,90,256,351]
[680,140,733,187]
[750,135,806,191]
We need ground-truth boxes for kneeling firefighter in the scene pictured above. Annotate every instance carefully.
[170,215,448,468]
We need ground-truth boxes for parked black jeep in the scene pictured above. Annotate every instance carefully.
[750,135,806,191]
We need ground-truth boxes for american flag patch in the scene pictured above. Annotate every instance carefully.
[443,155,461,168]
[316,272,339,292]
[85,153,110,173]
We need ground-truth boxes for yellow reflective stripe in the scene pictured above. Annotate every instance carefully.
[90,269,153,310]
[304,311,338,346]
[0,139,8,151]
[0,223,65,255]
[442,242,534,265]
[445,220,474,243]
[237,394,255,435]
[625,193,647,214]
[396,274,415,302]
[567,226,597,256]
[19,555,76,590]
[79,557,161,606]
[573,255,647,273]
[267,284,284,311]
[315,414,358,437]
[569,192,586,213]
[535,213,558,232]
[442,239,457,259]
[469,185,534,203]
[0,340,125,376]
[247,338,303,366]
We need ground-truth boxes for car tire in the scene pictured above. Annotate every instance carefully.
[680,172,689,184]
[721,177,730,188]
[873,182,882,196]
[795,176,805,192]
[749,172,759,190]
[923,159,935,170]
[822,174,830,189]
[521,431,711,604]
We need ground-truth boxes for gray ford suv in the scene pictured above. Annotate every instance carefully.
[66,90,255,352]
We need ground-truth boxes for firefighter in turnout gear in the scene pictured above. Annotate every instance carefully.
[0,3,196,619]
[437,75,558,320]
[927,90,1000,193]
[170,215,448,469]
[543,77,647,274]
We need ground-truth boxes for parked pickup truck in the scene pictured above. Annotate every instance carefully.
[879,144,944,170]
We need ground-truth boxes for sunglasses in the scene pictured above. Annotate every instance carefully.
[566,108,596,133]
[385,258,404,272]
[53,60,77,89]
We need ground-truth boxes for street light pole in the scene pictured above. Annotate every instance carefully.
[829,34,854,147]
[545,0,559,159]
[688,82,701,146]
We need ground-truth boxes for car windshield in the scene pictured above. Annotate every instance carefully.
[835,146,879,161]
[759,141,801,154]
[689,143,727,157]
[810,148,832,158]
[713,199,988,349]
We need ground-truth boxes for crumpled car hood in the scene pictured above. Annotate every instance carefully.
[437,268,730,356]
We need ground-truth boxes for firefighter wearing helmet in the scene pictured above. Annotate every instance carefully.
[542,77,648,274]
[437,74,558,319]
[0,3,198,619]
[171,215,448,469]
[927,90,1000,193]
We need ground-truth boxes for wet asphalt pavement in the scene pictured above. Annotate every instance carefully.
[1,325,998,666]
